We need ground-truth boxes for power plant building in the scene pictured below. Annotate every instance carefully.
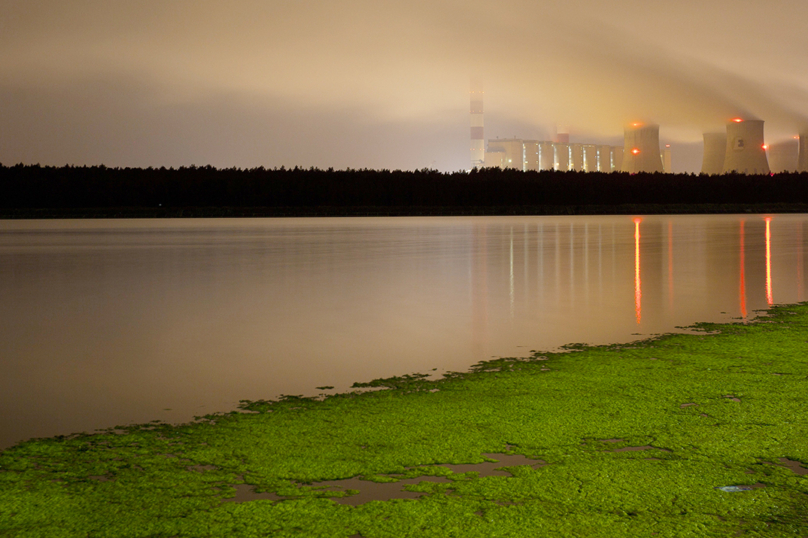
[798,134,808,172]
[621,124,664,173]
[483,138,624,173]
[701,133,727,175]
[485,138,524,170]
[722,119,770,174]
[767,140,799,173]
[583,145,598,172]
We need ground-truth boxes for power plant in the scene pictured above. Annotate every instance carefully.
[722,119,770,174]
[469,85,807,175]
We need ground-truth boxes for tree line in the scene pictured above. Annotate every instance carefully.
[2,163,808,212]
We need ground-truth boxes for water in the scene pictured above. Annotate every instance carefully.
[1,214,805,449]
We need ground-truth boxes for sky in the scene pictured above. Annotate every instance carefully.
[1,0,807,173]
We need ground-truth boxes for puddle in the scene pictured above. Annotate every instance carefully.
[715,483,765,492]
[766,458,808,476]
[223,452,546,505]
[310,476,451,505]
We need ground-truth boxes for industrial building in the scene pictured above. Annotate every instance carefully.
[621,123,664,174]
[800,134,808,172]
[722,119,770,175]
[701,133,727,175]
[469,81,624,173]
[768,139,799,173]
[482,137,625,173]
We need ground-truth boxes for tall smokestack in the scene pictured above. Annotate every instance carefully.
[621,123,663,173]
[470,79,484,169]
[722,119,770,175]
[799,134,808,172]
[701,133,727,175]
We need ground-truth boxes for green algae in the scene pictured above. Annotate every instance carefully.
[2,305,808,536]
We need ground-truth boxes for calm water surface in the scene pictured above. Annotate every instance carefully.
[1,215,805,449]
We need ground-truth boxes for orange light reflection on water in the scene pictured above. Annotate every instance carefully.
[634,217,642,324]
[765,217,773,305]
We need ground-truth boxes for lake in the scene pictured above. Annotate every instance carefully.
[1,214,805,449]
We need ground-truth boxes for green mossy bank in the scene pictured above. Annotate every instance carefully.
[2,306,807,537]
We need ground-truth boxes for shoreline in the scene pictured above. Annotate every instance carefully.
[3,202,808,219]
[2,304,807,536]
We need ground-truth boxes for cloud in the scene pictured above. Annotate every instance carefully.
[1,0,807,171]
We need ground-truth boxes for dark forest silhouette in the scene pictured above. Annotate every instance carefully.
[2,164,808,217]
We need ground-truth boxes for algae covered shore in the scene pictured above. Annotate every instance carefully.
[1,306,807,537]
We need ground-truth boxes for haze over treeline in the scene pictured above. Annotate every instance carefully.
[1,0,807,172]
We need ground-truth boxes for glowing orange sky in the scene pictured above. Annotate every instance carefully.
[1,0,807,171]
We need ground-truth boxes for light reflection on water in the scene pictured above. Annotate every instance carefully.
[0,214,805,449]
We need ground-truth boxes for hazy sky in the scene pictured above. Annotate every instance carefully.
[2,0,807,172]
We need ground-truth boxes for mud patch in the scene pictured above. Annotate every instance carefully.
[221,484,285,503]
[777,458,808,475]
[223,452,546,505]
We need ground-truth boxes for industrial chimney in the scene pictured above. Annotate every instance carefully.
[470,80,484,169]
[799,134,808,172]
[621,123,663,173]
[722,119,770,174]
[701,133,727,175]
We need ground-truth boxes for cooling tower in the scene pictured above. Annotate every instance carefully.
[799,134,808,172]
[470,80,484,169]
[722,119,769,174]
[621,124,663,173]
[701,133,726,175]
[768,140,799,173]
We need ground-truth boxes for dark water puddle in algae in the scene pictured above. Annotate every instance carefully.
[223,452,547,505]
